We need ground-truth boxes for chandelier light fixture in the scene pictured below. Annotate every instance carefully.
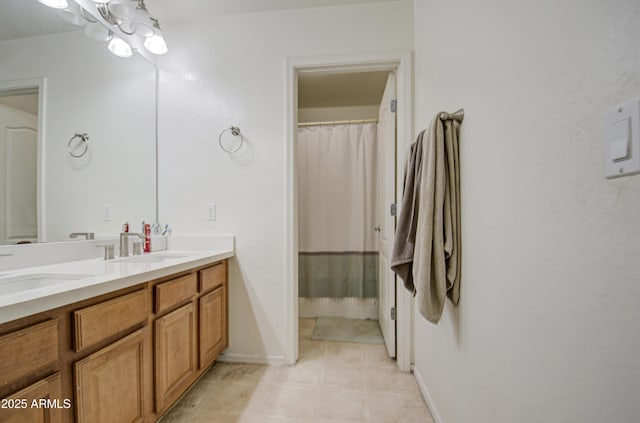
[37,0,168,58]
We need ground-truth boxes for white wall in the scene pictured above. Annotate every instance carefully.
[158,1,414,363]
[0,31,156,242]
[298,105,379,123]
[413,1,640,422]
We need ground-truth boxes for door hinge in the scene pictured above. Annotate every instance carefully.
[390,307,397,321]
[390,203,397,216]
[390,99,397,113]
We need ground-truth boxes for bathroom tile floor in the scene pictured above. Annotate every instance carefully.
[161,318,434,423]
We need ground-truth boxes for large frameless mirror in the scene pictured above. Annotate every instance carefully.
[0,0,157,244]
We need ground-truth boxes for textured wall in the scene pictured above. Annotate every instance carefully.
[157,1,414,363]
[413,1,640,422]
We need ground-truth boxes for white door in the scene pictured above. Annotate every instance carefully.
[377,72,397,358]
[0,104,38,244]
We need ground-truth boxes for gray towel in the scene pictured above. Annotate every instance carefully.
[391,112,462,324]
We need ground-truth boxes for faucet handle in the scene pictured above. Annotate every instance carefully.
[97,244,115,260]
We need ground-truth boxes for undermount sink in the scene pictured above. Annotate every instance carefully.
[114,252,193,264]
[0,273,94,295]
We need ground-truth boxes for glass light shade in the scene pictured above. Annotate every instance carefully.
[131,7,154,38]
[38,0,68,9]
[108,36,133,57]
[108,0,136,21]
[84,22,112,42]
[59,5,87,27]
[144,33,167,55]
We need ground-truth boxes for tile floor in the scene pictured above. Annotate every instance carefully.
[161,318,434,423]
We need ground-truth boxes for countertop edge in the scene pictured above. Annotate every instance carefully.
[0,250,234,325]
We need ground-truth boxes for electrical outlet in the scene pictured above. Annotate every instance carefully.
[103,205,113,221]
[206,203,216,221]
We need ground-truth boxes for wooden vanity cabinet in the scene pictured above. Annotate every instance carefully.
[154,303,197,412]
[199,285,226,368]
[75,329,148,423]
[0,373,63,423]
[152,262,228,415]
[198,262,228,369]
[0,259,228,423]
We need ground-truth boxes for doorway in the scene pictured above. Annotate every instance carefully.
[0,80,44,245]
[297,69,390,352]
[284,51,414,371]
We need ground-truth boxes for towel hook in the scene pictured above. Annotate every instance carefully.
[67,133,90,158]
[218,126,243,153]
[439,109,465,122]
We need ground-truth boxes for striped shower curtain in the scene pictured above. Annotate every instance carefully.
[298,122,378,298]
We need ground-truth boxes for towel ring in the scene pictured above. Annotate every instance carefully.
[67,133,90,158]
[218,126,243,153]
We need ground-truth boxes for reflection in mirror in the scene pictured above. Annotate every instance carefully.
[0,0,156,244]
[0,88,38,244]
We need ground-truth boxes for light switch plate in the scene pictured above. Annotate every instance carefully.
[605,97,640,178]
[103,205,113,221]
[206,203,216,221]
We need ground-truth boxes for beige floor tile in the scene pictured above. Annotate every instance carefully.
[301,419,363,423]
[195,381,264,415]
[311,386,370,421]
[362,344,397,369]
[299,325,315,339]
[298,318,316,340]
[162,319,435,423]
[324,342,368,366]
[298,340,328,365]
[189,412,298,423]
[203,363,269,384]
[245,384,316,419]
[261,362,322,386]
[321,365,367,391]
[299,318,317,329]
[364,366,422,395]
[368,391,434,423]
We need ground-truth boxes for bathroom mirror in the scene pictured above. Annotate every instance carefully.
[0,0,156,244]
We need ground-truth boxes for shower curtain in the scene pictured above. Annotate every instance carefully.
[298,122,378,300]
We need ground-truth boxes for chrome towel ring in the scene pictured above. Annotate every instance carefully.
[68,133,90,158]
[218,126,243,153]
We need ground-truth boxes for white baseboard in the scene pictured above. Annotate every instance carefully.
[413,365,443,423]
[217,352,286,366]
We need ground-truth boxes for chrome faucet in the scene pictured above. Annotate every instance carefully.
[119,232,144,257]
[69,232,95,240]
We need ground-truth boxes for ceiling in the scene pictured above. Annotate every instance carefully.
[0,0,405,42]
[145,0,404,23]
[298,71,389,108]
[0,0,80,42]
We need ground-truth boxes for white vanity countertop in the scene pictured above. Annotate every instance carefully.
[0,236,234,325]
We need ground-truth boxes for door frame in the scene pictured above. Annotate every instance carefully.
[284,50,413,371]
[0,77,47,243]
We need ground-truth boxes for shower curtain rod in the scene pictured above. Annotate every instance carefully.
[298,118,378,127]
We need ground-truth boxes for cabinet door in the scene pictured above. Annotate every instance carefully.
[154,302,197,413]
[0,373,63,423]
[75,329,147,423]
[199,285,227,368]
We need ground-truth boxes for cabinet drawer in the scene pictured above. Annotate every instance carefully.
[74,290,148,352]
[154,273,197,314]
[199,262,225,293]
[0,373,63,423]
[0,320,58,386]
